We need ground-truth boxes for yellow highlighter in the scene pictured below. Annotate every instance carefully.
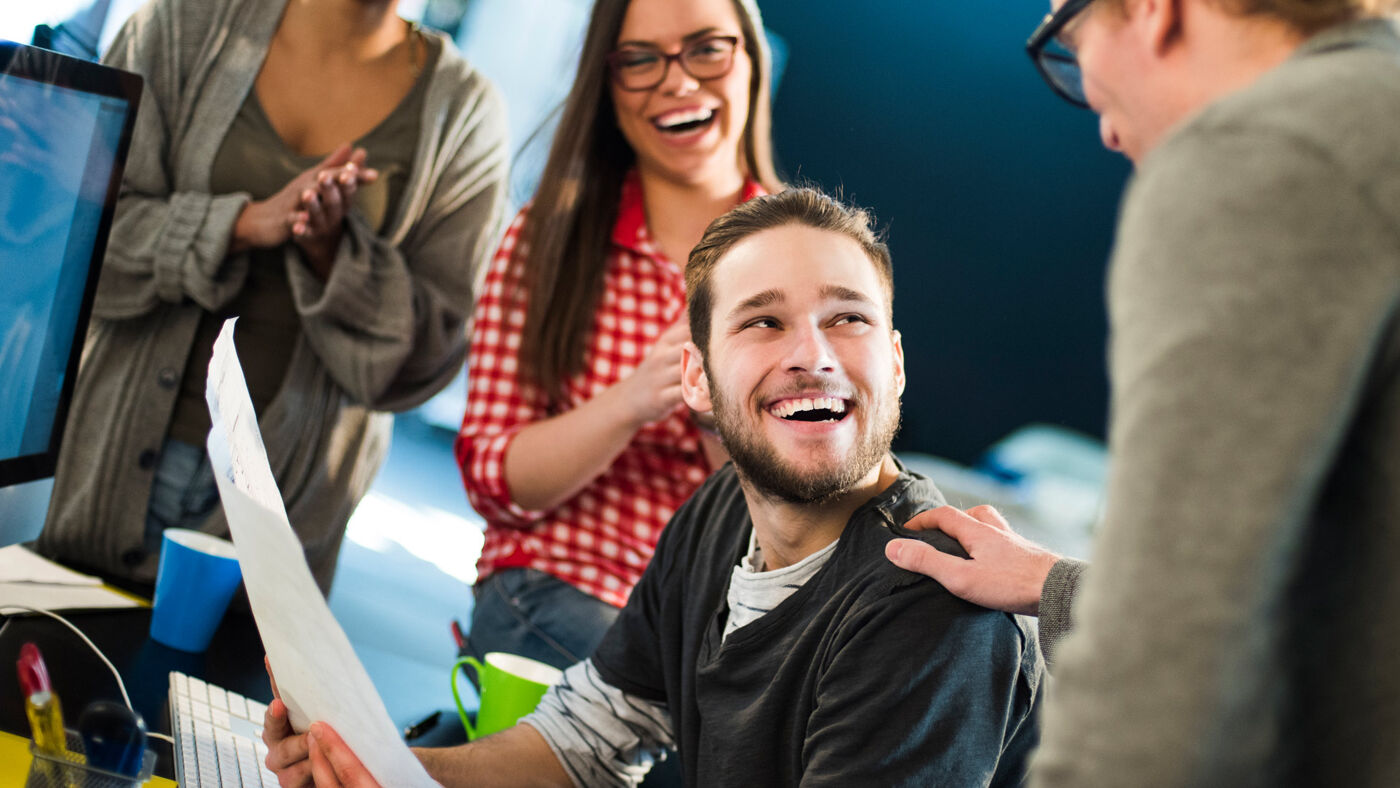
[17,642,68,755]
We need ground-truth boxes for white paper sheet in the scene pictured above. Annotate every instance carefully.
[0,544,142,613]
[205,318,438,788]
[0,543,103,585]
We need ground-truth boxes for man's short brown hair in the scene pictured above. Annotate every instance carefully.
[685,188,894,354]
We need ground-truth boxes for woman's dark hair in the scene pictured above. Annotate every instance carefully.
[515,0,782,402]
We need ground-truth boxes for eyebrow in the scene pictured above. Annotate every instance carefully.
[617,27,722,48]
[725,284,878,321]
[820,284,877,308]
[728,288,783,319]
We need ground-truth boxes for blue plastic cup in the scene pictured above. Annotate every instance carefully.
[148,529,242,652]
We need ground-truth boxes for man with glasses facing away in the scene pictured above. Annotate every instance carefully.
[887,0,1400,785]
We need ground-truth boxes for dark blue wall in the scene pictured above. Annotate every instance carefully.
[761,0,1132,463]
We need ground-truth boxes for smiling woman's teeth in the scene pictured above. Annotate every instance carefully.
[656,108,715,132]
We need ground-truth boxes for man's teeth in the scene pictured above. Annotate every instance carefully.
[770,397,848,419]
[656,108,714,129]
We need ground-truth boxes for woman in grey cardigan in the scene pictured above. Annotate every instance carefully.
[35,0,508,594]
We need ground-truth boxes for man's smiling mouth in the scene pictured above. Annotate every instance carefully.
[768,397,850,423]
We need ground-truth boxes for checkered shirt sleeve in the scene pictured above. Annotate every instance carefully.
[455,208,549,526]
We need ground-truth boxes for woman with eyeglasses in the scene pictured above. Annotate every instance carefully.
[456,0,781,676]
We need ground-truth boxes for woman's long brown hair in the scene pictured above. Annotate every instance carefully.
[515,0,782,404]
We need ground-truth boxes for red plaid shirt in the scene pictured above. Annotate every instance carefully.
[457,173,764,608]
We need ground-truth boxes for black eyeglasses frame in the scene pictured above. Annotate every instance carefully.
[1025,0,1097,109]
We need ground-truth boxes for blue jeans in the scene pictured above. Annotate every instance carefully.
[143,438,220,556]
[467,568,619,670]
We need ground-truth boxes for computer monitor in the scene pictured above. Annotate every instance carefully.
[0,40,141,488]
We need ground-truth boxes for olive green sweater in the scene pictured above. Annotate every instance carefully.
[37,0,508,592]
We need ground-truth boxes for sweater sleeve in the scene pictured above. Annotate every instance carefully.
[523,660,673,788]
[285,64,509,410]
[93,0,253,319]
[1031,125,1398,786]
[1037,557,1085,670]
[802,585,1042,787]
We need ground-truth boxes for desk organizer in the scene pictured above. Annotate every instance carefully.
[25,729,156,788]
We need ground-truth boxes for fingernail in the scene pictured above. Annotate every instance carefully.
[886,540,905,562]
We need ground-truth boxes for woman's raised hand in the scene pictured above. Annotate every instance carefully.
[620,314,691,427]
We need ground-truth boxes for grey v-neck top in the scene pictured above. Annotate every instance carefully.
[168,34,441,445]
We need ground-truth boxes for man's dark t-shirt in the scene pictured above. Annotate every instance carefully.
[591,463,1044,786]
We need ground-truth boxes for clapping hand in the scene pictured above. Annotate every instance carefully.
[231,143,379,277]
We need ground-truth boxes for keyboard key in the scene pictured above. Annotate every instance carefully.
[229,716,264,741]
[193,699,213,723]
[237,738,260,778]
[188,675,209,700]
[246,699,269,721]
[208,685,230,711]
[226,694,249,720]
[181,758,199,787]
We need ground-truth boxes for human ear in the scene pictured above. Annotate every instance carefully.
[1139,0,1184,56]
[891,329,906,397]
[681,341,714,413]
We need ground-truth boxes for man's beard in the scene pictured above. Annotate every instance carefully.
[709,371,901,505]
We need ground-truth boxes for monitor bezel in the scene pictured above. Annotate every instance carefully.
[0,40,142,487]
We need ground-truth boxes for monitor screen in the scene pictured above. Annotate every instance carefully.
[0,41,140,486]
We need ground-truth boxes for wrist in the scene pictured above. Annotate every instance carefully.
[1025,552,1061,616]
[229,199,262,254]
[607,375,652,432]
[294,229,341,280]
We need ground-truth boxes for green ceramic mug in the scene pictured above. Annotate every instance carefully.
[452,652,563,740]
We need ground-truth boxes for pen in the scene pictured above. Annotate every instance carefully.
[17,642,68,756]
[450,619,466,651]
[403,709,441,740]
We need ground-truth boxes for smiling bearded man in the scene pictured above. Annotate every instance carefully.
[261,188,1042,788]
[704,336,901,506]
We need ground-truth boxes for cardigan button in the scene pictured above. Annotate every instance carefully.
[120,549,144,567]
[157,367,179,389]
[138,449,158,470]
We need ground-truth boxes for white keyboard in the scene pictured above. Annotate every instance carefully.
[168,670,279,787]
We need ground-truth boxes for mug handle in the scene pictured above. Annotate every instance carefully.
[451,656,484,741]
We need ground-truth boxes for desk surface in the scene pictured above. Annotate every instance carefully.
[0,605,272,781]
[0,729,178,787]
